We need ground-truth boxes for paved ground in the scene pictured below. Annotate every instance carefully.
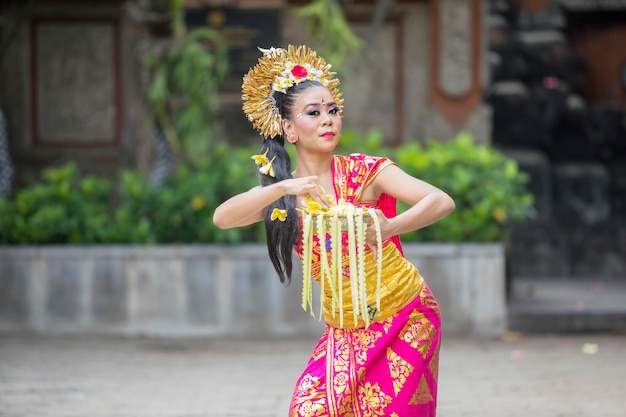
[0,332,624,417]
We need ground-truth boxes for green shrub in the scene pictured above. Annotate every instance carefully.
[395,131,534,242]
[0,163,113,244]
[0,145,264,245]
[0,131,532,244]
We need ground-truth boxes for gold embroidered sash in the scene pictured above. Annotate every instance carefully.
[320,242,423,329]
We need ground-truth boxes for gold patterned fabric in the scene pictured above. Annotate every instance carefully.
[320,242,423,329]
[290,154,442,416]
[289,284,441,417]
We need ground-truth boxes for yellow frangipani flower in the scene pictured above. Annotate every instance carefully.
[270,207,287,222]
[303,195,322,212]
[251,149,269,165]
[259,155,276,177]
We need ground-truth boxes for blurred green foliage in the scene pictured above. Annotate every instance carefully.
[0,164,112,244]
[0,144,262,245]
[395,131,534,242]
[0,131,533,244]
[295,0,361,74]
[145,0,228,163]
[335,130,534,242]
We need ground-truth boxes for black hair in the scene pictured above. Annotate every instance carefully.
[260,80,325,284]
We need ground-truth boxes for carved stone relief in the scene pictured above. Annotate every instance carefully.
[34,21,117,145]
[439,0,472,98]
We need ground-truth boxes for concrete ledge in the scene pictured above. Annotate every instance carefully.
[403,243,506,336]
[0,243,506,338]
[508,278,626,333]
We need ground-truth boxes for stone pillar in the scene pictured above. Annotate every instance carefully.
[0,109,12,198]
[427,0,492,142]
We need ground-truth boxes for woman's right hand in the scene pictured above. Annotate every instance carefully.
[285,176,333,209]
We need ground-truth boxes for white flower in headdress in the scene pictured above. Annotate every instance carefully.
[272,62,330,93]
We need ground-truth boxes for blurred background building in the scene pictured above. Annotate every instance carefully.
[486,0,626,281]
[0,0,492,184]
[1,0,625,299]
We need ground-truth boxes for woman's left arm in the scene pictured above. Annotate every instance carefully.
[370,165,455,241]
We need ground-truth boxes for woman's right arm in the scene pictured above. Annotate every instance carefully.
[212,175,330,229]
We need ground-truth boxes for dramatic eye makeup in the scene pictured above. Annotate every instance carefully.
[306,107,321,116]
[301,102,338,116]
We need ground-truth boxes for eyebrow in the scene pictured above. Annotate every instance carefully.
[302,101,337,110]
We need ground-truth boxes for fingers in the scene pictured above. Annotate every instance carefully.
[370,246,378,263]
[301,176,318,191]
[299,176,332,208]
[365,226,377,248]
[307,188,331,208]
[364,226,378,262]
[290,176,316,194]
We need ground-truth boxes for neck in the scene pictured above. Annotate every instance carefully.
[294,152,333,178]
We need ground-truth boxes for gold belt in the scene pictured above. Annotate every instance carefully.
[319,243,423,329]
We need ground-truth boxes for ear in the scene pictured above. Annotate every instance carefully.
[282,119,294,136]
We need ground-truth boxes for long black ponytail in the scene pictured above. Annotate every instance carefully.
[259,80,324,284]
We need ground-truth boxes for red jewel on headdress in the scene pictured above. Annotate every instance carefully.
[291,65,308,78]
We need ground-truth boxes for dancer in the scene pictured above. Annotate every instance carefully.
[213,45,455,416]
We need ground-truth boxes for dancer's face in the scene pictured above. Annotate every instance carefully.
[283,85,342,153]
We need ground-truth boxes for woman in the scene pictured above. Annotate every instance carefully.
[213,45,455,417]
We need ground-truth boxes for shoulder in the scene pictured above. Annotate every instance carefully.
[334,153,396,170]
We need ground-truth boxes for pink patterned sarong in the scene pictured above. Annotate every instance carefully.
[289,284,440,416]
[289,154,442,416]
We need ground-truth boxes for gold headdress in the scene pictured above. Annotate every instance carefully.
[242,45,343,138]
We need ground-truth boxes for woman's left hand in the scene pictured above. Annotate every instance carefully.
[366,209,392,261]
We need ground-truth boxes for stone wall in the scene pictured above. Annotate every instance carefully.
[1,0,492,189]
[0,244,506,338]
[0,1,151,187]
[486,0,626,278]
[230,0,493,146]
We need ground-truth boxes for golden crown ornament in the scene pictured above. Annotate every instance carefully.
[242,45,343,138]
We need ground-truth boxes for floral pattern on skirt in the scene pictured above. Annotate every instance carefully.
[289,283,441,417]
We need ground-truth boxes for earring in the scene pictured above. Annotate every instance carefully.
[287,132,298,143]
